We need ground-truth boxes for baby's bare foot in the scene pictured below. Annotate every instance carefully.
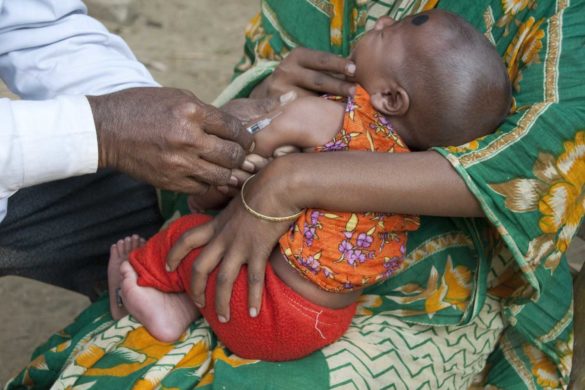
[108,235,145,320]
[119,260,199,343]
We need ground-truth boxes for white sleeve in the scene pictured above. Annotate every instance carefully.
[0,0,158,98]
[0,0,160,221]
[0,95,98,198]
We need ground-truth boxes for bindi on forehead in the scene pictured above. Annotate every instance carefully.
[411,14,429,26]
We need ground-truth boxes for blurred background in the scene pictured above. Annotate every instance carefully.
[0,0,257,383]
[0,0,584,385]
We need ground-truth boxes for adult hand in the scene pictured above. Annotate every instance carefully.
[216,153,272,197]
[216,146,300,196]
[251,47,356,99]
[88,87,253,194]
[166,165,296,322]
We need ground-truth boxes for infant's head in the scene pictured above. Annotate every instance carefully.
[350,9,512,150]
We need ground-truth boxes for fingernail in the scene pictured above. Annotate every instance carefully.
[217,185,229,194]
[229,175,238,186]
[218,315,228,323]
[194,301,203,309]
[279,91,297,105]
[346,63,356,75]
[248,141,256,153]
[250,307,258,318]
[349,86,356,96]
[165,264,171,272]
[242,160,255,172]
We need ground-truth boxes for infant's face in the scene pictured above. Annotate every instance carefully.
[349,14,430,92]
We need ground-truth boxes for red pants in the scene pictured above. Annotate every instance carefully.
[129,214,357,361]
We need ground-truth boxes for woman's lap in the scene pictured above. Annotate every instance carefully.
[6,294,504,389]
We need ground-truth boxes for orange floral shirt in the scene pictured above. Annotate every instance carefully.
[278,86,420,293]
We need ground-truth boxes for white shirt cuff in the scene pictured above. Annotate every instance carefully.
[9,95,98,191]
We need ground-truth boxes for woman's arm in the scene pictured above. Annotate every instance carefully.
[263,151,484,218]
[167,149,483,324]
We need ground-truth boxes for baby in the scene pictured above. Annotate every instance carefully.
[108,10,511,361]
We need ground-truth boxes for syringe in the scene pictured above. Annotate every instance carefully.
[245,111,283,134]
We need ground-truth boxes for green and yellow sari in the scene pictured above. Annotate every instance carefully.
[8,1,584,388]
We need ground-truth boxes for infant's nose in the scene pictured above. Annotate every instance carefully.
[373,16,396,30]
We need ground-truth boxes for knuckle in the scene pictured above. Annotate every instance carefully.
[173,100,199,118]
[178,234,192,249]
[195,136,213,155]
[248,272,263,285]
[267,82,284,97]
[195,163,229,186]
[192,263,206,278]
[287,48,299,60]
[164,153,186,170]
[293,47,307,58]
[216,271,231,285]
[213,166,232,185]
[191,133,207,151]
[313,73,325,87]
[217,113,242,141]
[203,105,222,125]
[227,142,245,165]
[272,66,286,80]
[215,141,238,166]
[317,52,330,67]
[227,118,243,140]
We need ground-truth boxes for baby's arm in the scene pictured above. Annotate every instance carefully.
[188,97,344,212]
[252,96,345,157]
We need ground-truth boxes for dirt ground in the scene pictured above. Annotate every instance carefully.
[0,1,584,385]
[0,0,257,384]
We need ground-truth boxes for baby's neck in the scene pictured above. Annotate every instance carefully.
[386,117,420,151]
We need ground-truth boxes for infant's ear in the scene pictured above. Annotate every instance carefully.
[371,87,409,117]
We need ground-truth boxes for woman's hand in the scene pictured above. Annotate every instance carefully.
[251,47,357,99]
[166,166,296,322]
[165,149,484,322]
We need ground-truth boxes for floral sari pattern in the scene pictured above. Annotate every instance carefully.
[9,0,584,389]
[490,131,585,273]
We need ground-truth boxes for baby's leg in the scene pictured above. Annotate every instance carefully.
[107,234,199,342]
[119,260,199,343]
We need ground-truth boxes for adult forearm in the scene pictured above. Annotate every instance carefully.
[269,151,484,218]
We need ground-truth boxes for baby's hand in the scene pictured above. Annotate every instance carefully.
[273,145,301,158]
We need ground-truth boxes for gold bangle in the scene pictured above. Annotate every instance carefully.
[240,175,303,222]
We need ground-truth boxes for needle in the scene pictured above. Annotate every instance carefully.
[245,111,283,134]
